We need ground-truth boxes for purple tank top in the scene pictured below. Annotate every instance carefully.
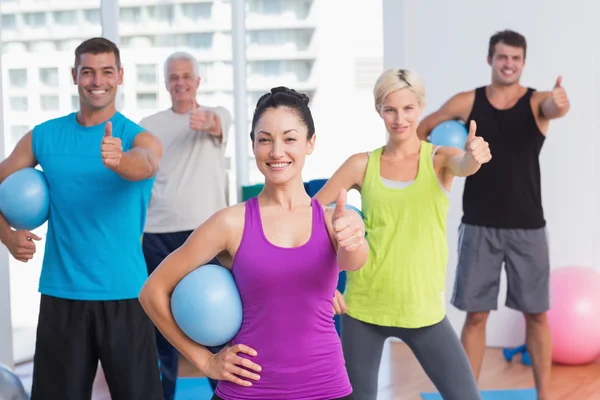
[215,197,352,400]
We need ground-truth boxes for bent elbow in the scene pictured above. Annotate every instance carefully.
[138,281,154,311]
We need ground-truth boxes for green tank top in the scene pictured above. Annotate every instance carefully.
[344,141,450,328]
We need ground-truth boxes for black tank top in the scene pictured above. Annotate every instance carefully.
[462,86,546,229]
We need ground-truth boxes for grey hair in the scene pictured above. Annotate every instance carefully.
[163,51,199,81]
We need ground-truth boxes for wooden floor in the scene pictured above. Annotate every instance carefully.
[15,341,600,399]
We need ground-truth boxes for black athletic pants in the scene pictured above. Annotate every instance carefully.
[30,294,162,400]
[143,230,225,399]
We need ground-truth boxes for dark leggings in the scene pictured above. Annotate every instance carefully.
[341,315,481,400]
[143,231,225,399]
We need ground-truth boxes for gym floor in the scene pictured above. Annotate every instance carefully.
[14,341,600,399]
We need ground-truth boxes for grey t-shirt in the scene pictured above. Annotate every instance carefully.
[140,106,232,233]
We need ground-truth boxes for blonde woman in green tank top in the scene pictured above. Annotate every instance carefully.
[314,69,492,400]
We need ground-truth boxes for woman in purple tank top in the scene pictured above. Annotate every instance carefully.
[139,86,369,400]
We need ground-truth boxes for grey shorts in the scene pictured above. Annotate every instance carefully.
[451,223,550,314]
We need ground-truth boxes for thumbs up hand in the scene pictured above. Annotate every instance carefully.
[189,102,208,131]
[101,121,123,169]
[464,120,491,165]
[332,189,365,252]
[551,76,569,110]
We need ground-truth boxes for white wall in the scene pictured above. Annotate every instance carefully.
[307,0,384,208]
[383,0,600,347]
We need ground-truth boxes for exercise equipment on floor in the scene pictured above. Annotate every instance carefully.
[0,364,28,400]
[175,377,214,400]
[503,344,531,366]
[428,120,469,149]
[171,264,243,347]
[421,388,536,400]
[0,167,49,230]
[547,265,600,365]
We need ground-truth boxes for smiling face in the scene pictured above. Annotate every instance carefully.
[380,88,424,141]
[252,107,315,185]
[165,58,200,105]
[488,42,526,86]
[72,52,122,112]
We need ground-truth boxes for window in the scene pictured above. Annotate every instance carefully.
[250,0,283,14]
[187,33,213,49]
[250,30,286,46]
[58,39,83,52]
[253,61,283,76]
[2,14,17,30]
[39,68,59,87]
[1,0,103,366]
[148,5,175,24]
[180,3,212,20]
[9,96,28,112]
[156,35,183,48]
[120,7,143,24]
[136,93,158,109]
[8,69,28,88]
[53,11,78,26]
[23,13,46,27]
[121,36,154,49]
[136,64,158,84]
[83,10,100,25]
[40,95,59,111]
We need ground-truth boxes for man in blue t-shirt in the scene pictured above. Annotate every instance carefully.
[0,37,164,399]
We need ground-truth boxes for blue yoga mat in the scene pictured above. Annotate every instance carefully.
[175,377,214,400]
[421,388,537,400]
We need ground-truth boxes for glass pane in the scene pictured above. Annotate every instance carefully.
[136,64,158,84]
[40,95,59,111]
[8,69,27,88]
[1,0,102,366]
[39,67,59,87]
[136,92,158,109]
[9,96,28,112]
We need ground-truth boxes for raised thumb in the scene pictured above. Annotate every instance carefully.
[333,189,347,220]
[554,76,562,88]
[104,121,113,137]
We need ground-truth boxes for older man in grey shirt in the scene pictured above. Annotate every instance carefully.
[139,51,232,400]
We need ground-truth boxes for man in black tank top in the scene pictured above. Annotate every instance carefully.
[417,30,570,399]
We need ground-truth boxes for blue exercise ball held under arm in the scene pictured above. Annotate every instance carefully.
[0,167,49,231]
[171,264,243,347]
[428,120,469,149]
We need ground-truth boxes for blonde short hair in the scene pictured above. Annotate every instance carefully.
[373,69,426,111]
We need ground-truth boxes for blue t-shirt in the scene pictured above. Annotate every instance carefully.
[32,112,155,300]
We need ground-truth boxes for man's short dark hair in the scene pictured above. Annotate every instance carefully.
[488,30,527,59]
[74,37,121,69]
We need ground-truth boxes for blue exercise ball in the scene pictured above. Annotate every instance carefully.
[0,364,28,400]
[429,120,469,149]
[171,264,243,347]
[344,204,363,219]
[0,168,49,231]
